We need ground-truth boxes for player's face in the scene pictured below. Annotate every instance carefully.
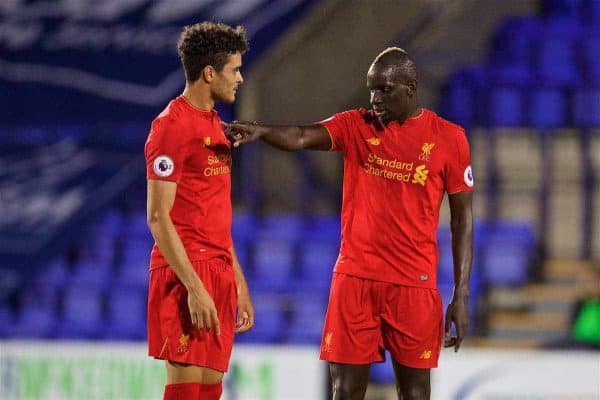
[212,52,244,104]
[367,63,415,125]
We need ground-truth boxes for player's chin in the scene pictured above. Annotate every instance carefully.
[225,93,237,104]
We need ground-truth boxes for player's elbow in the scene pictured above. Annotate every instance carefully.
[146,208,168,230]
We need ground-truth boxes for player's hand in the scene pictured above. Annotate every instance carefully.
[235,284,254,333]
[444,295,469,352]
[188,285,220,335]
[222,121,265,147]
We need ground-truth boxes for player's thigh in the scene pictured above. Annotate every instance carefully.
[320,273,383,364]
[166,361,224,384]
[381,286,443,369]
[391,362,430,400]
[329,362,371,399]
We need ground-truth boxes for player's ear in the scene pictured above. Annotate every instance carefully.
[202,65,215,83]
[406,79,418,97]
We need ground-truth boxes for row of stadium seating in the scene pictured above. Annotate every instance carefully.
[0,209,536,342]
[442,12,600,128]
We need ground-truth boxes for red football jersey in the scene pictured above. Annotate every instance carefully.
[320,108,473,288]
[145,96,233,269]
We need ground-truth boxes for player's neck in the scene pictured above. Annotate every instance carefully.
[182,84,214,111]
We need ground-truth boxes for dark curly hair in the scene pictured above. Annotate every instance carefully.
[177,22,248,83]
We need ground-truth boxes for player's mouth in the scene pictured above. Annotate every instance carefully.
[373,108,388,119]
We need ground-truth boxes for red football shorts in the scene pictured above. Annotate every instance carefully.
[147,258,237,372]
[320,272,443,369]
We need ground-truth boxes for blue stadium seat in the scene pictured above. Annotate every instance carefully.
[70,260,113,288]
[58,285,104,338]
[0,306,14,338]
[286,292,327,344]
[581,35,600,85]
[483,222,535,286]
[488,86,524,127]
[232,211,256,270]
[542,16,582,38]
[258,213,305,240]
[529,87,568,128]
[91,209,123,238]
[542,0,584,17]
[573,88,600,128]
[250,235,296,291]
[490,16,541,65]
[535,37,579,86]
[442,67,487,127]
[297,238,338,291]
[232,210,256,242]
[35,259,70,289]
[8,305,55,339]
[488,65,532,86]
[78,236,116,265]
[235,294,286,343]
[370,355,395,385]
[437,234,453,285]
[122,211,153,242]
[306,215,341,239]
[118,237,152,287]
[581,0,600,24]
[102,285,146,340]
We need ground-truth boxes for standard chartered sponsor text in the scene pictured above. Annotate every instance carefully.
[364,153,414,182]
[204,165,231,177]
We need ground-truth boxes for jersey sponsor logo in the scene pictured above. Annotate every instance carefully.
[418,143,435,161]
[464,165,474,187]
[177,334,190,354]
[366,137,381,146]
[412,165,429,186]
[419,350,432,359]
[363,153,413,182]
[205,153,231,177]
[152,155,174,177]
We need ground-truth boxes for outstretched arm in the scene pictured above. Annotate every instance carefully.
[224,122,332,151]
[444,191,473,352]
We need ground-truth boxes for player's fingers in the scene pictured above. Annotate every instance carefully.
[212,310,221,336]
[194,312,204,330]
[444,313,452,337]
[443,337,456,348]
[455,326,466,352]
[454,336,464,352]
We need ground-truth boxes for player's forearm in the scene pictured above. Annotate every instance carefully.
[450,214,473,298]
[259,125,307,151]
[230,245,250,295]
[148,213,203,291]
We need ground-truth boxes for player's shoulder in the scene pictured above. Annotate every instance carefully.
[426,109,466,139]
[150,98,189,133]
[334,108,379,125]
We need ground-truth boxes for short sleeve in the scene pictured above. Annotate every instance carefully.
[444,128,474,194]
[145,118,191,183]
[318,110,357,152]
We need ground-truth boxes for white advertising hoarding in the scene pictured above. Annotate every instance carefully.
[0,342,325,400]
[434,349,600,400]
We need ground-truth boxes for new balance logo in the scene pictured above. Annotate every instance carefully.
[366,137,381,146]
[419,350,432,359]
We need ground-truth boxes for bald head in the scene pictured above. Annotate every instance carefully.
[372,47,417,83]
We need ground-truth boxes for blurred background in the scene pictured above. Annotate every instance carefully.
[0,0,599,399]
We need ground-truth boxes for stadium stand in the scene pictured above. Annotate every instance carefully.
[0,0,596,377]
